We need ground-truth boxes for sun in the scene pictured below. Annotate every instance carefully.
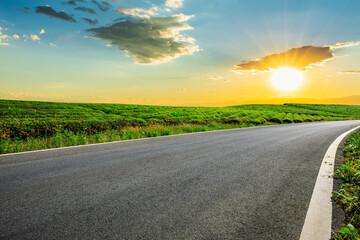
[271,68,303,91]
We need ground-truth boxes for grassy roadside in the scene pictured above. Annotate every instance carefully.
[333,130,360,239]
[0,122,266,154]
[1,99,360,154]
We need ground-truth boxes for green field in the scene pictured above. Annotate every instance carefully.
[1,99,360,154]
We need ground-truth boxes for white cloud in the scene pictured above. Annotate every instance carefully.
[116,0,184,19]
[31,34,40,41]
[116,6,160,19]
[329,41,360,50]
[166,0,183,9]
[40,29,45,34]
[12,34,20,39]
[49,43,57,47]
[0,25,10,46]
[0,34,9,39]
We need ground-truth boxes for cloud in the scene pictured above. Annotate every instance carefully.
[116,6,160,19]
[87,15,198,64]
[74,6,96,14]
[82,18,99,25]
[35,5,77,23]
[50,43,57,47]
[31,34,40,41]
[338,70,360,74]
[12,34,20,39]
[166,0,183,9]
[0,26,10,46]
[233,46,332,72]
[16,7,30,14]
[232,41,360,72]
[91,0,110,12]
[62,1,77,6]
[201,75,230,82]
[115,1,184,19]
[0,34,10,39]
[22,34,29,42]
[40,29,45,34]
[330,41,360,49]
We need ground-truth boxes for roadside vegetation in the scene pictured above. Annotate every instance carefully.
[1,99,360,154]
[333,130,360,239]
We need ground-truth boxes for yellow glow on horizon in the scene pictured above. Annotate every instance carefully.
[271,68,303,91]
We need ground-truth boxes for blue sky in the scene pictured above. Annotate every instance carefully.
[0,0,359,105]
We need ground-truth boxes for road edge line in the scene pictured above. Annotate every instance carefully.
[299,126,360,240]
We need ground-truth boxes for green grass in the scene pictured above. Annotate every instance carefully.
[333,130,360,239]
[1,99,359,154]
[0,122,261,154]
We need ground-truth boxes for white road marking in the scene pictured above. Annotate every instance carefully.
[299,126,360,240]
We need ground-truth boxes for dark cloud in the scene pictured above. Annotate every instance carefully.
[87,15,198,64]
[35,6,77,23]
[62,1,77,6]
[74,6,96,14]
[102,1,111,6]
[233,46,333,72]
[113,17,127,22]
[16,7,30,14]
[233,41,360,72]
[82,18,99,25]
[91,0,110,12]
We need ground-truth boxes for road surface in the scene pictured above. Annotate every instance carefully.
[1,120,360,239]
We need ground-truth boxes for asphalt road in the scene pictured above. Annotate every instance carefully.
[1,120,360,240]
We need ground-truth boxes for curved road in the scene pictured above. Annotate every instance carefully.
[1,120,360,239]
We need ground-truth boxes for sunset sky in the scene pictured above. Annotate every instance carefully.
[0,0,359,106]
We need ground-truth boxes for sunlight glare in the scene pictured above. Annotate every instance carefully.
[271,68,303,91]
